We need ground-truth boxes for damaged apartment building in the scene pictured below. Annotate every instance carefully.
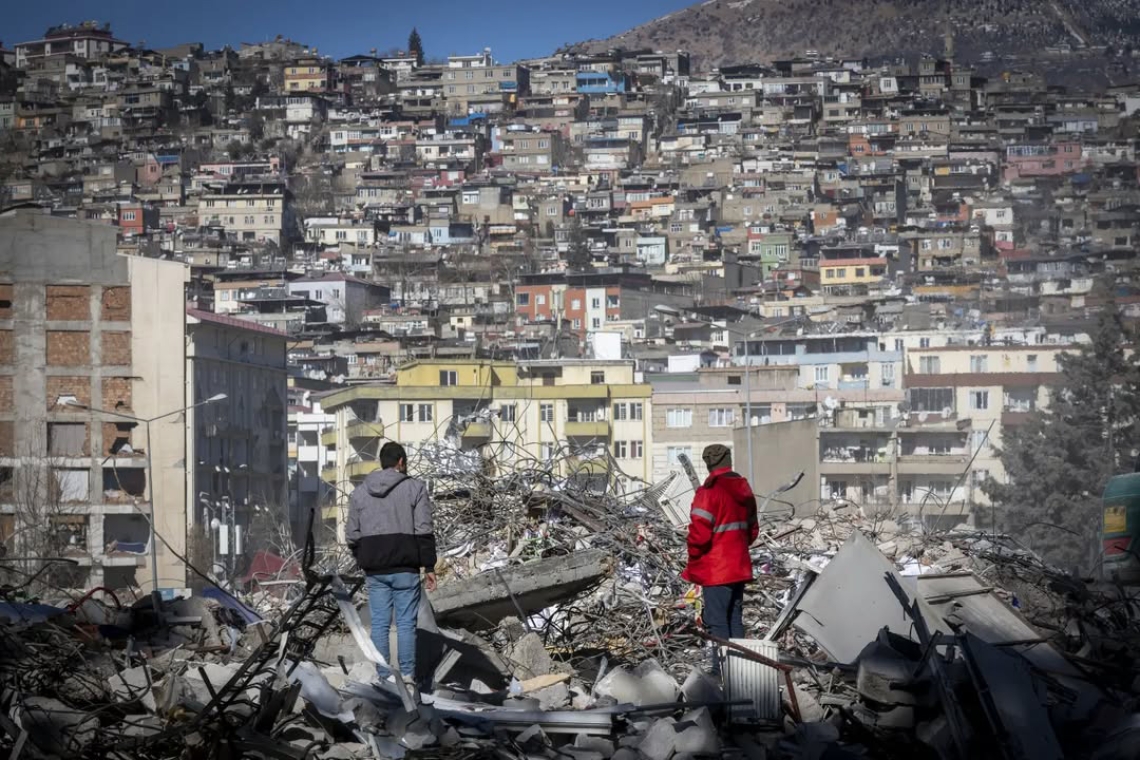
[0,210,289,592]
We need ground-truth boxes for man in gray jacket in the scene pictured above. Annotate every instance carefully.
[346,442,437,683]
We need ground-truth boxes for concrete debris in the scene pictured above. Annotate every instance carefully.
[3,491,1140,760]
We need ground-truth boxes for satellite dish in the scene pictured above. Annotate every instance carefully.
[917,411,929,423]
[824,396,840,411]
[941,406,953,418]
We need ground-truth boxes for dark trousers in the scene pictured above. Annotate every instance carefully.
[703,582,746,674]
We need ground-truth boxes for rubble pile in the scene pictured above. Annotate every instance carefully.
[4,471,1140,758]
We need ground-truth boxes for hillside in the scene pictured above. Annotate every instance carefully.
[567,0,1140,71]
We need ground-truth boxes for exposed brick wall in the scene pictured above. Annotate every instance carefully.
[0,285,11,319]
[103,421,133,456]
[45,376,90,410]
[46,331,91,366]
[46,285,91,322]
[102,377,132,411]
[101,287,131,322]
[0,421,13,457]
[0,377,12,413]
[101,331,131,366]
[0,331,12,365]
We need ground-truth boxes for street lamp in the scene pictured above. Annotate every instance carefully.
[63,392,227,612]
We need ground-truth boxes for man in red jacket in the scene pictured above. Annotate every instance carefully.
[682,444,759,675]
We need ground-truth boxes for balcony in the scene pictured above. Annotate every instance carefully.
[346,420,385,440]
[838,379,870,390]
[321,466,337,484]
[897,454,970,475]
[347,460,380,480]
[565,420,611,438]
[321,427,337,446]
[819,460,892,476]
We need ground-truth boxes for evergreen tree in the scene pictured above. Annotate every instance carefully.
[982,300,1140,572]
[408,28,424,67]
[565,214,593,272]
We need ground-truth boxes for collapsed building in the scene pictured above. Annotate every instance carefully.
[3,444,1140,760]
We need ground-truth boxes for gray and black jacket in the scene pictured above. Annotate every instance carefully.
[345,468,437,574]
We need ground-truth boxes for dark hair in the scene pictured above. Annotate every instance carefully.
[379,442,407,469]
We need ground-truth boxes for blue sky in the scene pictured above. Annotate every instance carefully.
[4,0,696,61]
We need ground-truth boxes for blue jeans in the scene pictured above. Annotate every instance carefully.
[703,582,746,674]
[366,572,421,678]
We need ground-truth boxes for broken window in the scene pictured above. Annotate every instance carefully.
[51,468,90,503]
[102,467,145,498]
[49,514,88,552]
[48,422,87,457]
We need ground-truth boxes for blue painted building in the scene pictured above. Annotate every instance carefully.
[576,71,627,95]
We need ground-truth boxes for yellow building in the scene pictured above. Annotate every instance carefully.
[904,343,1076,510]
[318,359,652,536]
[284,57,334,92]
[819,257,888,290]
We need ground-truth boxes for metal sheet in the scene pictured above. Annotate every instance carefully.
[721,639,782,723]
[961,634,1064,760]
[792,531,950,664]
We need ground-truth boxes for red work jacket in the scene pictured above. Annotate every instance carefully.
[681,467,759,587]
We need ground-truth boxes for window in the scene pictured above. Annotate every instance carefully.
[613,403,627,421]
[572,319,582,330]
[919,356,941,374]
[439,370,457,386]
[919,337,931,348]
[607,294,619,309]
[541,442,555,461]
[591,371,605,385]
[969,430,988,453]
[630,440,643,458]
[591,318,601,329]
[828,480,848,499]
[629,402,643,421]
[1026,354,1038,372]
[546,206,558,216]
[571,299,581,310]
[854,268,865,278]
[708,408,735,428]
[540,403,554,423]
[613,440,628,458]
[500,404,517,423]
[970,391,989,411]
[895,339,904,352]
[399,404,415,422]
[122,210,136,222]
[728,375,742,386]
[517,293,530,306]
[881,362,895,387]
[667,408,692,428]
[418,404,433,422]
[814,366,830,385]
[969,355,988,373]
[535,294,546,306]
[835,268,847,279]
[667,446,692,466]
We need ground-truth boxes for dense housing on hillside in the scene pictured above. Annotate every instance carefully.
[1,19,1138,588]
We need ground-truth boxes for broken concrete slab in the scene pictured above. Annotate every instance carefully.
[792,531,950,664]
[673,707,721,755]
[430,549,609,630]
[506,631,554,679]
[637,716,678,760]
[594,659,679,707]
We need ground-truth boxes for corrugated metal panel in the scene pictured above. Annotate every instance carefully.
[721,639,782,723]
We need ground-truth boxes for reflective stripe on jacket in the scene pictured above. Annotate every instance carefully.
[681,467,759,587]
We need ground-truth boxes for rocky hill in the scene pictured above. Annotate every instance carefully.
[567,0,1140,71]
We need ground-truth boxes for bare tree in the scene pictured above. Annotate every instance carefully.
[0,428,89,597]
